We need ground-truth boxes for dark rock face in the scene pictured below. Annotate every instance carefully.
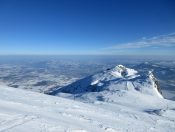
[155,79,162,95]
[150,72,163,95]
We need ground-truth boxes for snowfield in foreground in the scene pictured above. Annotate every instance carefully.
[0,65,175,132]
[0,85,175,132]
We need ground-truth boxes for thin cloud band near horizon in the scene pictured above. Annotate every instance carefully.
[104,33,175,50]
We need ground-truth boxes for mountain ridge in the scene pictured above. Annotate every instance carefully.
[48,65,163,103]
[0,65,175,131]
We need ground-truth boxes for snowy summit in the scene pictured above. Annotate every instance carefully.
[0,65,175,132]
[111,65,138,78]
[51,65,164,103]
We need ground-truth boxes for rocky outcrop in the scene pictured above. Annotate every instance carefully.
[149,71,163,98]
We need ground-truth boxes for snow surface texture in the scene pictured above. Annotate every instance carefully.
[0,65,175,132]
[0,85,175,132]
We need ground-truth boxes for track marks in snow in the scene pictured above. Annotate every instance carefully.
[0,115,38,132]
[59,111,117,132]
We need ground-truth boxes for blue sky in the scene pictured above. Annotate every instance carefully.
[0,0,175,55]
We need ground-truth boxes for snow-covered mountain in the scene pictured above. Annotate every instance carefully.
[1,56,175,100]
[50,65,164,103]
[0,65,175,131]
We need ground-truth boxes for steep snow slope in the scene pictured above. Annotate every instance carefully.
[51,65,164,103]
[0,85,175,132]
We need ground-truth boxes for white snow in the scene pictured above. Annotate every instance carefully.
[0,85,175,132]
[149,71,164,99]
[0,65,175,132]
[111,65,138,78]
[55,65,164,102]
[91,80,99,85]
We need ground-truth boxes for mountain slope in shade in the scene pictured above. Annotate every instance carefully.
[51,65,163,103]
[0,85,175,132]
